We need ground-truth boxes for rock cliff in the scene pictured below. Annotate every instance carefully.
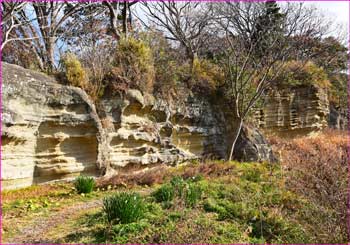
[255,85,330,136]
[2,63,107,189]
[0,63,275,189]
[96,89,231,175]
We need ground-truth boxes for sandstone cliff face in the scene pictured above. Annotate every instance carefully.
[2,63,275,190]
[1,63,105,189]
[98,90,228,174]
[255,85,329,136]
[1,63,230,189]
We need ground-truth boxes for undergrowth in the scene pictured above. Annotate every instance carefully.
[103,192,144,224]
[269,129,349,242]
[74,176,95,194]
[3,131,347,244]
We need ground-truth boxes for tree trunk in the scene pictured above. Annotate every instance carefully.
[228,119,243,161]
[122,2,128,37]
[45,37,55,73]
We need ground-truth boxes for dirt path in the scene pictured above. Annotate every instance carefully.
[5,199,102,244]
[4,188,154,244]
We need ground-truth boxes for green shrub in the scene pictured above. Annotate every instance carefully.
[152,184,175,203]
[170,176,186,197]
[185,183,202,207]
[273,60,330,89]
[103,192,145,224]
[111,37,155,93]
[190,58,224,93]
[74,176,95,194]
[61,53,88,88]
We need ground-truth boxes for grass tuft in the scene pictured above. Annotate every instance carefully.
[103,192,145,224]
[74,176,95,194]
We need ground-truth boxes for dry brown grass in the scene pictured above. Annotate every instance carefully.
[268,129,349,241]
[1,183,71,203]
[97,161,235,188]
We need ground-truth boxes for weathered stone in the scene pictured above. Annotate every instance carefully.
[1,63,106,189]
[329,105,348,130]
[98,90,228,175]
[255,85,329,137]
[1,63,283,189]
[233,125,277,163]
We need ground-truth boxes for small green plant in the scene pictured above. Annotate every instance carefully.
[153,176,204,209]
[74,175,95,194]
[111,37,155,93]
[185,183,202,207]
[61,53,88,88]
[170,176,186,197]
[152,184,174,203]
[103,192,145,224]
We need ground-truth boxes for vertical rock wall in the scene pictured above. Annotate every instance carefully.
[255,85,330,136]
[1,63,103,189]
[3,63,322,190]
[97,90,228,175]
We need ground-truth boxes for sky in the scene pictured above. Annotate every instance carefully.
[310,1,349,25]
[306,1,349,43]
[135,2,349,30]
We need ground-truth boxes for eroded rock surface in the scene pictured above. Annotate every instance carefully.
[255,85,329,136]
[98,90,228,174]
[234,125,277,163]
[329,105,348,130]
[1,63,280,189]
[2,63,104,189]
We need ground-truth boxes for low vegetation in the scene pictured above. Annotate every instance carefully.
[2,131,347,243]
[103,192,145,224]
[269,129,349,242]
[273,60,331,89]
[74,176,96,194]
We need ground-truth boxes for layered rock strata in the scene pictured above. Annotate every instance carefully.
[98,90,228,174]
[2,63,105,189]
[255,86,329,136]
[1,63,279,189]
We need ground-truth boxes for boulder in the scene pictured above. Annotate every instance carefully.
[233,125,277,163]
[329,105,347,130]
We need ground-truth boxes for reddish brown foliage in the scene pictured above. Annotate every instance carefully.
[269,129,349,240]
[97,161,235,188]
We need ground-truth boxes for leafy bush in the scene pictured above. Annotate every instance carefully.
[269,130,348,242]
[273,60,330,88]
[74,176,95,194]
[61,53,88,88]
[103,192,145,224]
[152,184,174,203]
[110,37,155,93]
[190,58,224,93]
[184,183,202,207]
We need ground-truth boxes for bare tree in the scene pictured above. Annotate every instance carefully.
[1,1,83,72]
[142,1,213,63]
[102,1,138,40]
[214,2,334,161]
[1,2,28,50]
